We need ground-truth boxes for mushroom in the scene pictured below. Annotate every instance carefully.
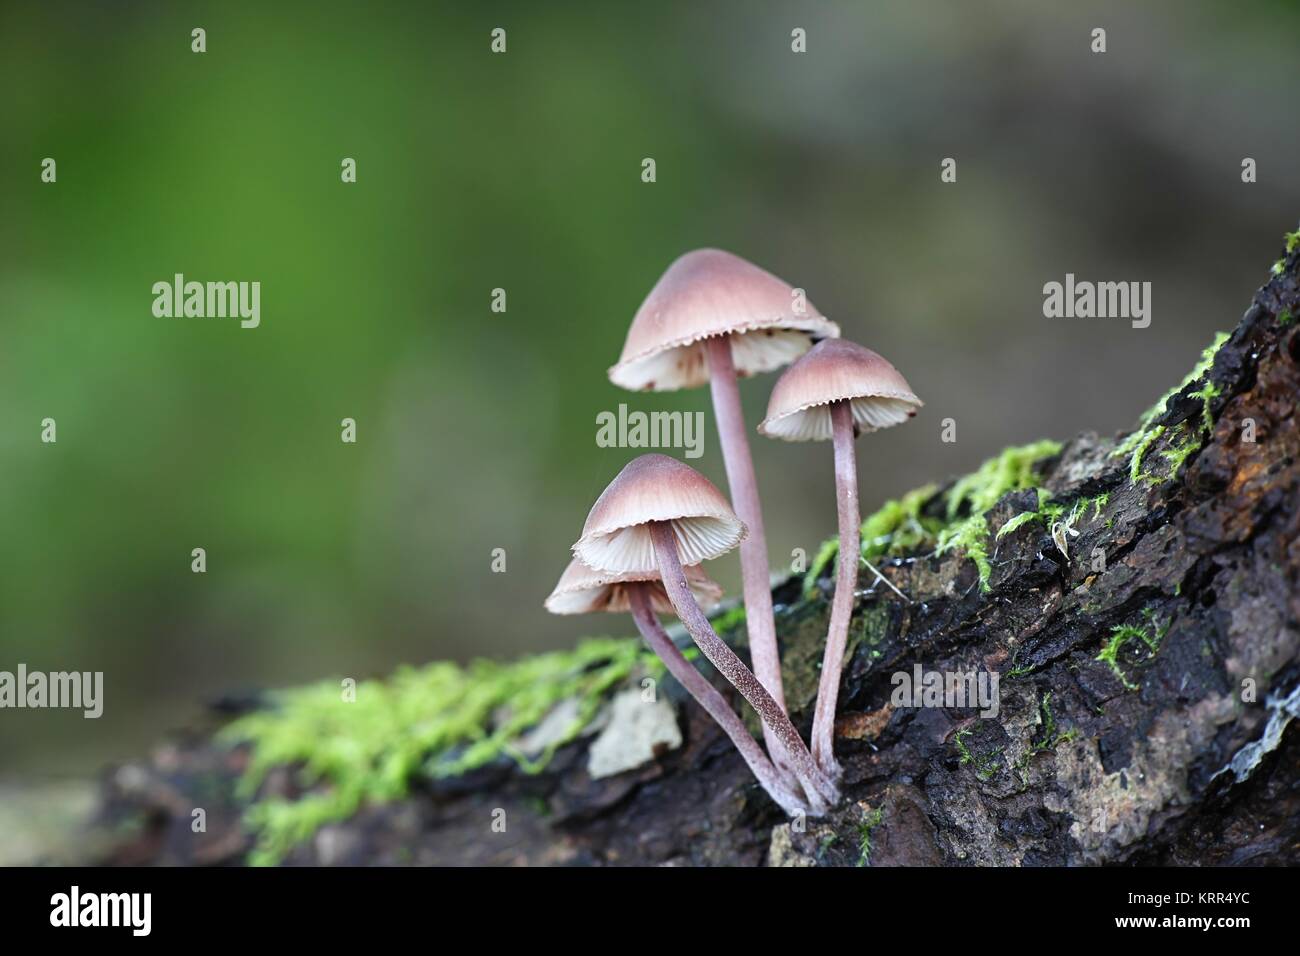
[545,557,808,816]
[573,453,837,812]
[544,556,723,617]
[609,249,840,775]
[759,338,923,777]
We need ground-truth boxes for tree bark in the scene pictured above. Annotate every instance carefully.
[93,247,1300,866]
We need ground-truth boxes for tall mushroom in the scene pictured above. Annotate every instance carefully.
[545,557,809,816]
[573,453,837,812]
[609,249,840,775]
[759,339,922,777]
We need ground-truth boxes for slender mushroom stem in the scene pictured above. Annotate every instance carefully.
[810,399,860,777]
[704,335,794,777]
[649,521,838,812]
[627,585,808,817]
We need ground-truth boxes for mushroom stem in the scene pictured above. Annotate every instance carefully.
[703,335,793,770]
[810,399,860,777]
[649,521,838,812]
[627,585,808,817]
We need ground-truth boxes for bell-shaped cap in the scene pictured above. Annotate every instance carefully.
[544,556,723,615]
[573,454,746,573]
[608,249,840,392]
[758,338,922,442]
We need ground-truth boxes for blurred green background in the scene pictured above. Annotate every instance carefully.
[2,0,1297,778]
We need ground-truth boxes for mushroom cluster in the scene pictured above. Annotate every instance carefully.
[546,249,921,817]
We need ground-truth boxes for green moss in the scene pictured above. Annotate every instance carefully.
[856,806,884,867]
[1126,332,1228,428]
[1188,379,1222,437]
[1112,332,1229,484]
[1012,692,1078,785]
[995,510,1041,539]
[1031,692,1077,753]
[1095,611,1169,691]
[1158,431,1201,481]
[935,514,993,591]
[954,728,974,762]
[996,488,1079,541]
[1280,308,1296,327]
[861,483,942,560]
[999,491,1108,554]
[1125,423,1166,483]
[944,441,1063,521]
[222,637,652,865]
[955,727,1002,781]
[1064,497,1087,526]
[1134,374,1219,485]
[1097,627,1143,690]
[1272,227,1297,275]
[805,442,1060,597]
[934,441,1063,591]
[802,537,843,598]
[804,484,942,598]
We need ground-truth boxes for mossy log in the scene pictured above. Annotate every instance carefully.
[94,238,1300,866]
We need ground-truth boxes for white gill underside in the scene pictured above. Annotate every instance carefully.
[576,516,742,574]
[766,395,918,441]
[616,329,812,391]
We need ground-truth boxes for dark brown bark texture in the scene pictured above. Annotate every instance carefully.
[95,249,1300,866]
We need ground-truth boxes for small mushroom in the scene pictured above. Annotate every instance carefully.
[608,249,840,775]
[574,453,837,812]
[545,557,808,816]
[544,557,722,617]
[759,338,922,777]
